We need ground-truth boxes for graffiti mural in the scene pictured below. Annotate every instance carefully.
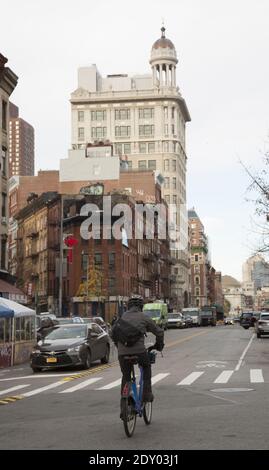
[0,343,12,368]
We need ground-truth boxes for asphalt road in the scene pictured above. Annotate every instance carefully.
[0,324,269,450]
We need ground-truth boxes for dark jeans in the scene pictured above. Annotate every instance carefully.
[118,351,152,395]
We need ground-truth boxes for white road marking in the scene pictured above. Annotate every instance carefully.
[0,384,30,396]
[250,369,264,383]
[96,379,122,390]
[0,373,85,382]
[177,372,204,386]
[214,370,234,384]
[151,373,170,385]
[235,334,255,371]
[60,377,102,393]
[23,380,66,397]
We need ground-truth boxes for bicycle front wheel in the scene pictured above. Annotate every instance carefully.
[143,401,152,425]
[122,397,137,438]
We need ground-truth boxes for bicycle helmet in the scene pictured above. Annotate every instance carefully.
[127,295,144,311]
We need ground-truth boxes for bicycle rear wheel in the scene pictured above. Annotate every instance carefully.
[143,401,152,425]
[122,397,137,437]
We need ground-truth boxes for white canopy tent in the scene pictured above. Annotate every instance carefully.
[0,298,35,317]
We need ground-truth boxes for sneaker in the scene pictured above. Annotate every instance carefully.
[143,391,154,402]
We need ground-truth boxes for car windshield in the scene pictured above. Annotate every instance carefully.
[183,310,198,317]
[242,313,252,318]
[168,313,181,319]
[45,325,87,340]
[144,310,161,318]
[260,315,269,321]
[201,311,212,316]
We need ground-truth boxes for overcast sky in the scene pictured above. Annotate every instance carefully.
[2,0,269,280]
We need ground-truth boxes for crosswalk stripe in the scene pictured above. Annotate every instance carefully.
[0,385,29,396]
[177,372,204,386]
[96,379,121,390]
[23,380,65,397]
[151,373,170,385]
[60,377,102,393]
[214,371,234,384]
[250,369,264,383]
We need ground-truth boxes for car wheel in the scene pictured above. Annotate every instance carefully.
[101,345,110,364]
[32,367,42,373]
[243,326,249,329]
[257,332,261,338]
[83,350,91,369]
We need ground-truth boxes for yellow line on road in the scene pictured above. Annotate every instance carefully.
[165,330,211,349]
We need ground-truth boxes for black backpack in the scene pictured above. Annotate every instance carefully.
[111,317,144,347]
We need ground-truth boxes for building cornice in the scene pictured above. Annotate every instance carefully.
[71,88,191,122]
[0,66,18,96]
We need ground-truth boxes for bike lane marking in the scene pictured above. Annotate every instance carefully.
[151,373,170,385]
[250,369,264,383]
[214,371,234,384]
[177,371,204,386]
[234,333,255,371]
[0,384,30,396]
[60,377,102,393]
[96,378,122,390]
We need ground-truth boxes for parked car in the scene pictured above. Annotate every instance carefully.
[183,315,193,328]
[255,312,269,338]
[233,317,241,323]
[240,312,256,329]
[55,317,84,325]
[224,317,234,325]
[30,322,110,373]
[167,312,186,329]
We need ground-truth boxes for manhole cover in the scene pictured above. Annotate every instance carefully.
[210,388,254,393]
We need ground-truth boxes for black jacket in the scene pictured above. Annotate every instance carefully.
[113,306,164,355]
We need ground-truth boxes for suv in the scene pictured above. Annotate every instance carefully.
[240,312,256,329]
[255,312,269,338]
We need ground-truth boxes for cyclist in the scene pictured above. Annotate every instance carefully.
[112,296,164,404]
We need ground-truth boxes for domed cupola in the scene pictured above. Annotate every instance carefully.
[150,27,178,88]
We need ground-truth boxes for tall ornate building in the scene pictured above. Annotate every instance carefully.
[0,53,18,273]
[69,27,191,308]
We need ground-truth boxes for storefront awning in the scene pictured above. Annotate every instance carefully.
[0,305,14,318]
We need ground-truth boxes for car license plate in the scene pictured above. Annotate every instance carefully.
[46,357,57,363]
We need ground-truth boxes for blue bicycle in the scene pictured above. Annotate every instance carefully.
[120,348,157,437]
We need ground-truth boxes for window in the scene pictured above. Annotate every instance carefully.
[127,160,132,169]
[91,127,107,138]
[172,177,177,190]
[2,100,7,131]
[78,110,84,122]
[172,195,177,205]
[138,160,147,170]
[172,107,175,119]
[148,142,155,153]
[115,109,130,120]
[1,147,7,176]
[123,143,131,154]
[163,141,169,152]
[115,126,131,137]
[148,160,156,170]
[108,252,115,269]
[164,106,168,118]
[78,127,85,141]
[164,195,170,204]
[194,255,199,262]
[195,288,200,296]
[81,253,88,272]
[2,192,6,217]
[114,143,122,155]
[164,159,170,171]
[91,110,106,121]
[1,238,6,269]
[108,277,116,290]
[195,276,200,285]
[139,125,154,137]
[171,124,175,135]
[196,298,200,307]
[94,253,102,266]
[139,142,147,153]
[164,124,168,136]
[139,108,154,119]
[172,159,176,172]
[164,177,170,189]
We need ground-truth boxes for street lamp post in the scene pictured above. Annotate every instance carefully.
[58,194,64,317]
